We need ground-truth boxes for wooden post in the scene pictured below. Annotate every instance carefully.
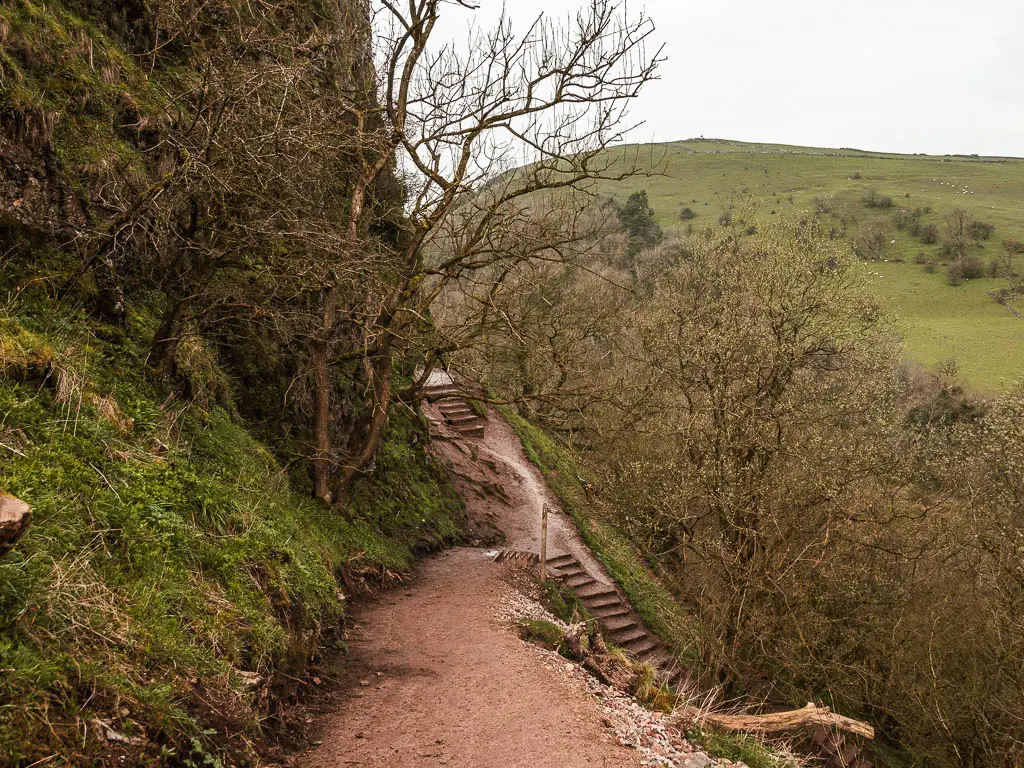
[539,504,548,583]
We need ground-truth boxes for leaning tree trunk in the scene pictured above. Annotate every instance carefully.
[334,353,393,499]
[148,295,190,377]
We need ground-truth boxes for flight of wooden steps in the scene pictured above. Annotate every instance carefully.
[495,548,682,686]
[424,383,485,438]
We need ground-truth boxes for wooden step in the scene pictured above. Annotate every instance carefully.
[424,386,458,399]
[640,648,671,668]
[590,604,630,620]
[580,592,621,610]
[609,626,648,646]
[621,635,660,656]
[546,554,577,569]
[552,565,586,579]
[601,615,638,633]
[423,385,455,393]
[446,414,479,425]
[441,407,473,418]
[458,425,485,438]
[565,573,595,589]
[574,582,615,599]
[493,549,539,565]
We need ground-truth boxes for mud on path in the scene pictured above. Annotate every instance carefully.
[299,547,641,768]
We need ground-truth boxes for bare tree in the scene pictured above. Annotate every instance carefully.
[308,0,662,502]
[943,207,971,261]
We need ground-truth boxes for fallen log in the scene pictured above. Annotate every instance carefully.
[0,493,31,557]
[676,701,874,740]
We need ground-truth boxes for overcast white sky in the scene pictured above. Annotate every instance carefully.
[431,0,1024,157]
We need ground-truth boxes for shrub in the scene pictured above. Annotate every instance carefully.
[892,208,918,230]
[853,218,890,260]
[917,223,939,244]
[1003,238,1024,255]
[812,195,833,214]
[914,251,928,264]
[947,256,984,284]
[908,385,984,427]
[862,187,893,209]
[679,207,697,221]
[968,220,995,242]
[718,210,733,227]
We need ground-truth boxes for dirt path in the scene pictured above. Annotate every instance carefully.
[430,403,613,581]
[300,547,641,768]
[298,402,646,767]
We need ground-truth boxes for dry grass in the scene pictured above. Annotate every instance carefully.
[90,393,134,434]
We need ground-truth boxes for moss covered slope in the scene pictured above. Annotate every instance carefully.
[0,297,464,766]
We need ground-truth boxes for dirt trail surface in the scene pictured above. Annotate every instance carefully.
[429,403,611,580]
[300,547,642,767]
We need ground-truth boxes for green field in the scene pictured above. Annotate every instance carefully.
[592,138,1024,392]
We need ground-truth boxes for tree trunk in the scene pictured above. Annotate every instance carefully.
[311,285,338,504]
[148,295,189,377]
[674,701,874,740]
[334,354,393,498]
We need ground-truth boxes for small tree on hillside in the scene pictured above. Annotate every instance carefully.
[943,208,972,261]
[1002,239,1023,275]
[853,218,890,260]
[618,191,663,254]
[916,222,939,245]
[862,187,893,209]
[968,219,995,243]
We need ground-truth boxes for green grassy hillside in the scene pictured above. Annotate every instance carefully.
[0,293,465,765]
[594,138,1024,392]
